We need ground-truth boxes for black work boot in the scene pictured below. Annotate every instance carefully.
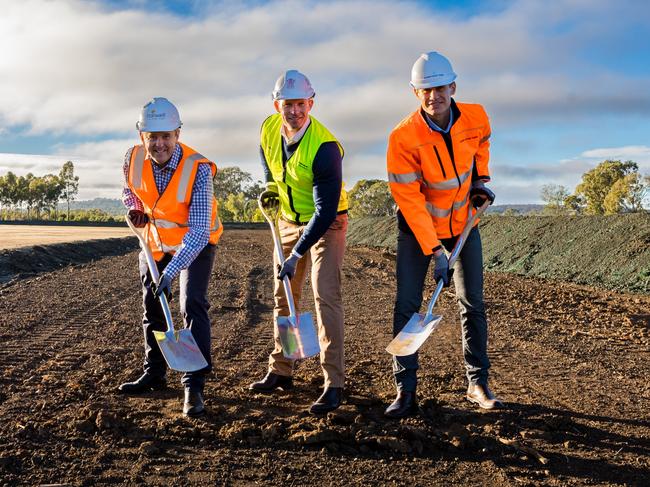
[384,391,418,419]
[183,389,205,417]
[309,387,342,414]
[118,374,166,394]
[249,372,293,393]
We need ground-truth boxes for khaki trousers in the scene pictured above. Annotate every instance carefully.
[268,213,347,388]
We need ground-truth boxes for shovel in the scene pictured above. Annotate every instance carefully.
[125,215,209,372]
[258,197,320,360]
[386,200,490,356]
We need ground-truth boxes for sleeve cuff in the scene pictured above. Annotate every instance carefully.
[290,249,303,259]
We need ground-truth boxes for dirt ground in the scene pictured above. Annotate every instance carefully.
[0,228,648,486]
[0,225,133,250]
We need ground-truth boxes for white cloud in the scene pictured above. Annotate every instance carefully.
[1,0,649,203]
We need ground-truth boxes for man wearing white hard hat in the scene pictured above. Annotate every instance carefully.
[249,70,348,414]
[385,52,501,417]
[118,97,223,417]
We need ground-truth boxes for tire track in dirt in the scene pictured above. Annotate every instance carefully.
[1,232,649,486]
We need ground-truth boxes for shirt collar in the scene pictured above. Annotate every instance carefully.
[421,98,461,134]
[281,117,311,145]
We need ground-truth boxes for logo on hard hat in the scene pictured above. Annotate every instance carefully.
[287,78,295,89]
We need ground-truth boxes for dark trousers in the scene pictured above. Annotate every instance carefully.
[392,226,490,391]
[138,244,216,392]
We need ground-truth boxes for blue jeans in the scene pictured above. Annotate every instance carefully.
[392,226,490,391]
[139,244,216,392]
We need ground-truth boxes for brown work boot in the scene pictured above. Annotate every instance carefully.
[466,383,503,410]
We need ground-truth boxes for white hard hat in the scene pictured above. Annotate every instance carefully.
[136,97,182,132]
[272,70,315,100]
[410,51,457,89]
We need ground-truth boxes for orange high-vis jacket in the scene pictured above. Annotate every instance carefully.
[387,102,491,255]
[127,142,223,261]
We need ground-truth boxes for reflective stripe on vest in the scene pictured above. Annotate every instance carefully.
[131,146,146,189]
[388,171,421,184]
[389,167,472,191]
[156,218,221,233]
[424,167,472,190]
[177,153,205,202]
[425,193,470,218]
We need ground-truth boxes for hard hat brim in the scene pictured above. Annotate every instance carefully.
[410,73,457,90]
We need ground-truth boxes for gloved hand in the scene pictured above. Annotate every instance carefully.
[152,273,172,301]
[259,189,279,209]
[433,251,453,287]
[128,209,148,228]
[469,181,495,208]
[277,254,300,280]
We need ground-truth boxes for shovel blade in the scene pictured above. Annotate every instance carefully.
[153,329,209,372]
[385,313,443,356]
[277,312,320,360]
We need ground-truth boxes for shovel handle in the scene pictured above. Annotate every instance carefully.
[257,198,298,319]
[425,200,490,317]
[125,215,176,335]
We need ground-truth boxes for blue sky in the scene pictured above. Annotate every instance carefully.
[1,0,649,203]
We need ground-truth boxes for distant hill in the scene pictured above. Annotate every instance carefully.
[487,204,544,214]
[58,198,123,215]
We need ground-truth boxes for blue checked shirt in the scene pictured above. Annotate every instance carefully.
[122,144,214,281]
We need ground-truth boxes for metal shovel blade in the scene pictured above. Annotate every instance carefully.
[153,329,208,372]
[277,312,320,360]
[386,313,443,356]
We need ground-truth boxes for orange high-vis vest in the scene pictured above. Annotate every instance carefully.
[387,102,491,255]
[127,142,222,261]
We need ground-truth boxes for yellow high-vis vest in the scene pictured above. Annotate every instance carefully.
[261,114,348,223]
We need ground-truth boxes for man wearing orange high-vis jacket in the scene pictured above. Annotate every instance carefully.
[118,97,222,418]
[385,52,502,418]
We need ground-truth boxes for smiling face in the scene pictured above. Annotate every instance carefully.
[415,81,456,126]
[141,129,180,165]
[274,98,314,136]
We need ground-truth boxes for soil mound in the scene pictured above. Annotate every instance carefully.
[0,237,138,285]
[348,213,650,294]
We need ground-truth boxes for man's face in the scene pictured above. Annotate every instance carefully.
[274,98,313,132]
[141,129,179,165]
[414,82,456,118]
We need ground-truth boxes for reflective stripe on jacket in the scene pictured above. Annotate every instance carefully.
[387,102,491,255]
[260,113,348,223]
[127,142,223,260]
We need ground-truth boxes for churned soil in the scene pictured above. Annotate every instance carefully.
[0,229,648,486]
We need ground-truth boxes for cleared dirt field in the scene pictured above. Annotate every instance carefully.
[0,228,648,486]
[0,225,132,250]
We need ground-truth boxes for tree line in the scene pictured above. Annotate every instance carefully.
[540,160,649,215]
[1,158,646,223]
[0,161,80,221]
[212,168,396,221]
